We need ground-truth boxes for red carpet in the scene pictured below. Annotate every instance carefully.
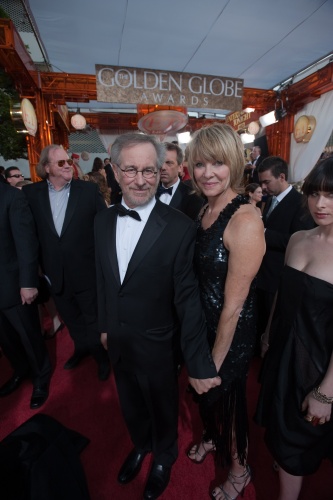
[0,328,331,499]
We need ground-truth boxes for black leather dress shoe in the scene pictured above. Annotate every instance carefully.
[98,361,111,381]
[30,383,49,409]
[143,463,171,500]
[0,374,27,397]
[117,449,148,484]
[63,351,88,370]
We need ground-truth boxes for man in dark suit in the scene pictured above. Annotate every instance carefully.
[23,145,110,381]
[156,142,203,220]
[256,156,315,340]
[245,145,265,184]
[95,133,220,500]
[0,183,51,409]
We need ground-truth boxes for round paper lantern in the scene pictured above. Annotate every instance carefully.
[248,121,260,135]
[71,113,86,130]
[81,151,90,161]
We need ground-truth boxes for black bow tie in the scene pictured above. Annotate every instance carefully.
[156,185,173,198]
[114,204,141,221]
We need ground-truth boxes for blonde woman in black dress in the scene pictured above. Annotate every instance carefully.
[186,124,265,500]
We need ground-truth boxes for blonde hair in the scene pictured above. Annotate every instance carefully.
[187,123,245,195]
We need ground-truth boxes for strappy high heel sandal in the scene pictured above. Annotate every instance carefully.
[211,464,252,499]
[187,439,216,464]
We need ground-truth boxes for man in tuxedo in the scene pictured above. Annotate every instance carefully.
[23,145,110,381]
[0,183,51,409]
[246,145,265,184]
[95,133,220,500]
[156,142,203,220]
[256,156,315,341]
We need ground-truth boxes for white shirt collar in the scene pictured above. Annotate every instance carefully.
[276,184,292,202]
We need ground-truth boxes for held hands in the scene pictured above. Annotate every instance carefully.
[188,375,222,394]
[301,390,332,426]
[20,287,38,305]
[100,332,108,350]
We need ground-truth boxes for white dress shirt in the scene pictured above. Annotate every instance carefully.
[116,197,156,283]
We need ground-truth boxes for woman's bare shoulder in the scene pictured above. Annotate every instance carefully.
[230,203,263,230]
[288,228,317,247]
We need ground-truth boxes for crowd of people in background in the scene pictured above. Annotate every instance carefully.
[0,128,332,500]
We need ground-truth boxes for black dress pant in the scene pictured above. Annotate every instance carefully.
[51,277,106,363]
[0,302,51,385]
[113,362,178,468]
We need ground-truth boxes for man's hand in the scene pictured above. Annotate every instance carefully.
[188,376,222,394]
[20,287,38,305]
[100,332,108,350]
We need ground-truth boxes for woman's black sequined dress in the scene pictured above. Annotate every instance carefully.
[194,195,257,466]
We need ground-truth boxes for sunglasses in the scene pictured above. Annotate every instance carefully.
[50,159,74,167]
[9,174,24,178]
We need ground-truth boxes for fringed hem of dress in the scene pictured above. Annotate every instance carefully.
[197,377,249,467]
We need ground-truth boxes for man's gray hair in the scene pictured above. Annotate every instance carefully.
[36,144,64,179]
[111,133,166,170]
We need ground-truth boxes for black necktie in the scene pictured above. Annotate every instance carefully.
[114,203,141,221]
[156,185,173,198]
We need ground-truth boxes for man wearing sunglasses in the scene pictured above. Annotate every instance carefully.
[23,145,110,381]
[5,166,25,187]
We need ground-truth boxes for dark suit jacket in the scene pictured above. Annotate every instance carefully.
[250,155,266,183]
[23,180,106,294]
[0,184,39,309]
[168,181,204,220]
[94,200,216,379]
[257,187,315,293]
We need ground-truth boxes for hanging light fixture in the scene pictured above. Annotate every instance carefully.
[71,108,86,130]
[259,111,278,127]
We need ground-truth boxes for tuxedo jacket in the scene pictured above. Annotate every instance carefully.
[0,184,39,309]
[168,181,204,220]
[23,180,106,294]
[251,155,266,183]
[257,187,315,293]
[94,200,216,379]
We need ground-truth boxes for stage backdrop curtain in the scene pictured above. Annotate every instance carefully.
[290,89,333,182]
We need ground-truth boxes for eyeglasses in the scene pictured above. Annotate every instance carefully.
[9,174,24,179]
[49,159,74,167]
[117,165,158,179]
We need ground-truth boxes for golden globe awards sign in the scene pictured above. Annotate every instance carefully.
[96,65,243,110]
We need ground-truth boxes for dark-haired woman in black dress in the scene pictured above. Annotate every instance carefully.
[256,156,333,500]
